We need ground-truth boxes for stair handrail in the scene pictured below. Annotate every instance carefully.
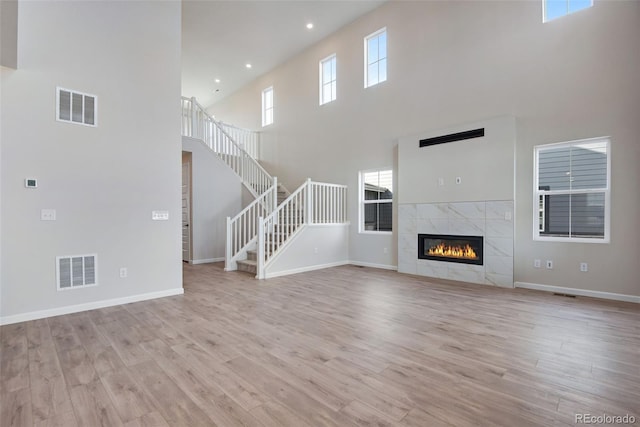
[181,96,272,198]
[257,179,348,278]
[225,178,278,271]
[218,121,260,160]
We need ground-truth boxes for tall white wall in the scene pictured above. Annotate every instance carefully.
[0,1,183,324]
[211,0,640,297]
[182,137,244,263]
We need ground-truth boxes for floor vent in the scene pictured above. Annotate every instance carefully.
[57,254,97,290]
[553,292,576,298]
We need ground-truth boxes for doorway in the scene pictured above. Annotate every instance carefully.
[182,152,193,262]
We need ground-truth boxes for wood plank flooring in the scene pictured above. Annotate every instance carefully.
[1,263,639,426]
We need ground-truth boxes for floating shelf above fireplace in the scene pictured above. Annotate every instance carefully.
[418,234,484,265]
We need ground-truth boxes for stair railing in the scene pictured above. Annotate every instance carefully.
[181,96,271,197]
[225,178,278,271]
[218,121,260,160]
[257,179,348,278]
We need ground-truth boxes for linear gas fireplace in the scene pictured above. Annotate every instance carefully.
[418,234,484,265]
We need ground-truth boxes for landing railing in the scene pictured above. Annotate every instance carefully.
[257,179,347,278]
[219,122,260,160]
[181,96,271,197]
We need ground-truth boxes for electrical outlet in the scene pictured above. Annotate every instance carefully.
[438,178,444,186]
[580,262,588,272]
[534,259,541,268]
[119,267,127,278]
[314,247,318,254]
[383,247,388,254]
[505,211,512,221]
[546,260,553,270]
[41,209,56,221]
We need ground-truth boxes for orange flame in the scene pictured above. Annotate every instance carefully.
[427,243,478,260]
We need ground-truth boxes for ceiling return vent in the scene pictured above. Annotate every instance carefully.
[56,87,97,127]
[56,254,98,290]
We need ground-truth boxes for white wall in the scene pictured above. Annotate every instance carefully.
[398,116,515,204]
[265,224,349,278]
[0,1,183,324]
[182,137,244,263]
[211,0,640,297]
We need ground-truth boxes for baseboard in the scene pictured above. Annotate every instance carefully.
[191,258,224,265]
[0,288,184,326]
[264,261,351,279]
[349,261,398,271]
[515,282,639,304]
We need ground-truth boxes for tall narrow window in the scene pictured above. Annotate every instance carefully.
[543,0,592,22]
[534,137,610,242]
[364,28,387,88]
[359,169,393,233]
[319,54,337,105]
[262,86,273,127]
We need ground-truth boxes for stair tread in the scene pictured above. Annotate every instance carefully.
[237,259,257,266]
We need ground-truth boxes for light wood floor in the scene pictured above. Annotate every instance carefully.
[1,263,638,426]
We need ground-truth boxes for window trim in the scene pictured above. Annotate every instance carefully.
[533,136,610,243]
[359,168,393,235]
[364,27,387,89]
[261,86,273,127]
[542,0,593,23]
[319,54,337,105]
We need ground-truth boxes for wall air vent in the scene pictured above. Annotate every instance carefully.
[56,87,97,127]
[419,128,485,148]
[56,254,98,290]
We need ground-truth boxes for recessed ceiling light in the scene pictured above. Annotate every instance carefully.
[214,78,221,83]
[306,23,314,30]
[245,63,252,69]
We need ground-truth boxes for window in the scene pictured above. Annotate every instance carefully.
[319,54,337,105]
[360,169,393,233]
[56,87,97,127]
[534,137,610,242]
[364,28,387,88]
[543,0,592,22]
[262,86,273,127]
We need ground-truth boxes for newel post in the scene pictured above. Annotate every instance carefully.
[224,216,232,271]
[272,176,278,210]
[190,97,197,139]
[257,217,265,279]
[305,178,312,225]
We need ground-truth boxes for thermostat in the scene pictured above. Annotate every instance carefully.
[25,178,38,188]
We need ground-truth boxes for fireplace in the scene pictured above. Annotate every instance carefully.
[418,234,483,265]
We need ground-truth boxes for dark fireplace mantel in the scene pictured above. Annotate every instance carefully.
[418,234,483,265]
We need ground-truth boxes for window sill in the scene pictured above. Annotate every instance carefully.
[534,236,609,244]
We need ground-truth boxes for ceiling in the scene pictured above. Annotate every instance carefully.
[182,0,385,108]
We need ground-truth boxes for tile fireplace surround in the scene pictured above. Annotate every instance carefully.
[398,200,514,287]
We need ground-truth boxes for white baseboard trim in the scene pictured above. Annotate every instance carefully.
[264,261,350,279]
[515,282,639,304]
[349,261,398,271]
[0,288,184,326]
[191,258,224,265]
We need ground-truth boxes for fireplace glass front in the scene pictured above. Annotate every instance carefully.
[418,234,483,265]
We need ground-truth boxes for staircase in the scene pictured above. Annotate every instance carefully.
[181,97,347,279]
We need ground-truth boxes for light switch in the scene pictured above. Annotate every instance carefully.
[41,209,56,221]
[152,211,169,220]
